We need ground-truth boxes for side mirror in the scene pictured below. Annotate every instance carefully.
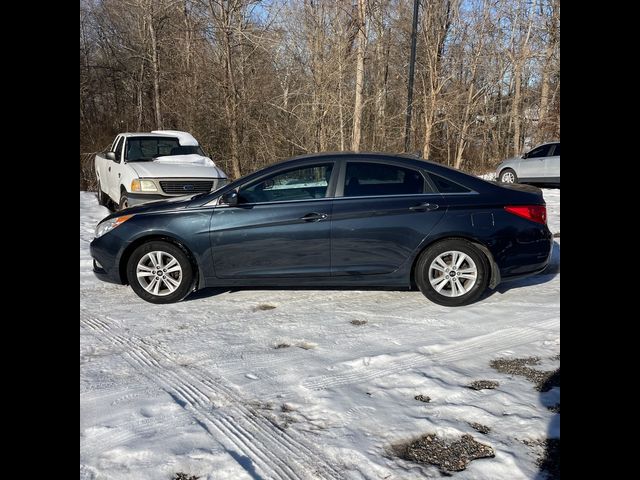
[106,152,117,161]
[220,190,238,206]
[521,152,528,159]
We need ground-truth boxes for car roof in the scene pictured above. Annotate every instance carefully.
[266,151,443,168]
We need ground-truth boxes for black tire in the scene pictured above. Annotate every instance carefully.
[126,241,196,304]
[96,179,109,206]
[119,193,130,210]
[415,239,490,307]
[499,168,518,184]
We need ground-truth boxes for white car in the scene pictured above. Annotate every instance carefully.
[495,142,560,186]
[95,130,228,209]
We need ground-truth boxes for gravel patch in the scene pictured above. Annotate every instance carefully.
[398,433,495,472]
[414,394,431,403]
[351,319,368,326]
[274,343,290,349]
[469,422,491,434]
[522,439,560,479]
[468,380,499,390]
[490,357,560,391]
[173,474,200,480]
[254,304,277,311]
[547,404,560,413]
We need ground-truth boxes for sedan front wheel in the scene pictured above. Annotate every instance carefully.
[126,241,195,304]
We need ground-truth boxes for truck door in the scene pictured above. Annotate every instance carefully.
[107,136,125,201]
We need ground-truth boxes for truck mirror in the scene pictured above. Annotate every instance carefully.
[106,152,117,161]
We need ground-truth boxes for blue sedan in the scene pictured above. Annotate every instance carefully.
[90,153,553,306]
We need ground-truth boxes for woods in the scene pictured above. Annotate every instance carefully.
[80,0,560,189]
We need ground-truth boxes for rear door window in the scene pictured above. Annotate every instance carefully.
[343,162,427,197]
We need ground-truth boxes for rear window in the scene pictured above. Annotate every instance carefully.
[429,174,471,193]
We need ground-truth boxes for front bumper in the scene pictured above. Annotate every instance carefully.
[126,192,173,207]
[90,235,127,284]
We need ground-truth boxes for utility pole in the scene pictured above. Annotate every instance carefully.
[404,0,420,153]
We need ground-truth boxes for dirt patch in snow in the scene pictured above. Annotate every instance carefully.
[469,422,491,434]
[274,343,290,349]
[468,380,499,390]
[173,473,200,480]
[523,438,560,480]
[350,319,368,326]
[396,433,495,472]
[254,303,277,311]
[489,357,560,391]
[414,394,431,403]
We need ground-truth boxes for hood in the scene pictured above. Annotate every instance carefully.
[153,154,215,166]
[102,195,195,222]
[128,158,227,179]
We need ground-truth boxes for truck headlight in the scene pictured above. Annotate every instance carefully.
[95,215,133,239]
[131,179,158,192]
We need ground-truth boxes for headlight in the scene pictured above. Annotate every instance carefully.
[131,179,158,192]
[95,215,133,239]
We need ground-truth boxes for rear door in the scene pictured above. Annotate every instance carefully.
[519,144,552,180]
[210,162,336,278]
[330,160,445,276]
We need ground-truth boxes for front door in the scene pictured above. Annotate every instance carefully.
[105,136,124,200]
[210,162,335,278]
[519,144,552,180]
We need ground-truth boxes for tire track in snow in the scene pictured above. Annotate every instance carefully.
[80,310,343,480]
[301,318,558,391]
[81,412,190,459]
[82,316,302,480]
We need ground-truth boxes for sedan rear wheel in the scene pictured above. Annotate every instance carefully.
[127,241,195,304]
[415,239,489,306]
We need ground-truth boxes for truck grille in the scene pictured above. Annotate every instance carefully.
[159,180,215,195]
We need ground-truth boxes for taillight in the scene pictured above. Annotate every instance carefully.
[504,205,547,225]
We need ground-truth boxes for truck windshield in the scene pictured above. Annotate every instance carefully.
[125,137,205,162]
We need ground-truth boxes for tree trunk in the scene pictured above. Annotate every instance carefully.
[511,60,522,155]
[351,0,366,152]
[148,14,163,129]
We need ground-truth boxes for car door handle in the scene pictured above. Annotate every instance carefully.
[108,166,111,172]
[300,212,328,222]
[410,203,439,212]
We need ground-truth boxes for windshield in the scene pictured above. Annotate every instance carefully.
[125,137,205,162]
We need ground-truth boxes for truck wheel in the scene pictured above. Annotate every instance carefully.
[119,194,130,210]
[96,180,109,206]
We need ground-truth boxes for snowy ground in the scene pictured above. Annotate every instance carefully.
[80,188,560,480]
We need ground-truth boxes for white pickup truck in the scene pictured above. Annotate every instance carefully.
[95,130,228,209]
